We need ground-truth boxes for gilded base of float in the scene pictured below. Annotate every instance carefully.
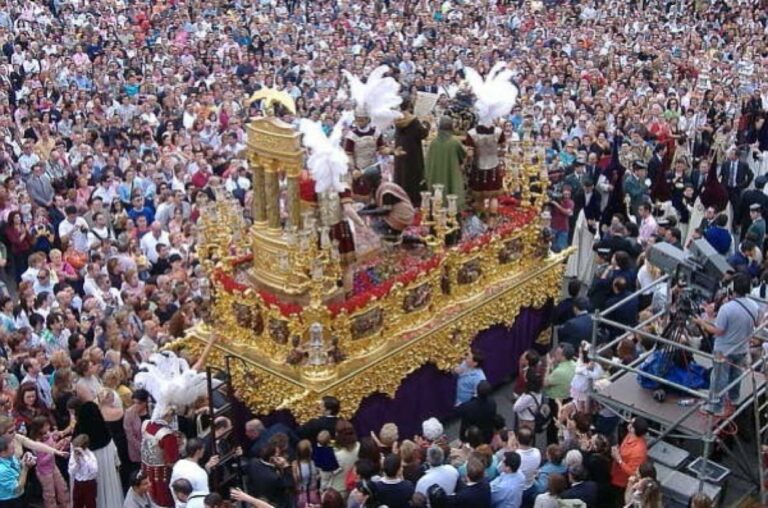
[175,251,568,423]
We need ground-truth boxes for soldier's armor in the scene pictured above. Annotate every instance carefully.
[468,127,502,170]
[348,130,378,170]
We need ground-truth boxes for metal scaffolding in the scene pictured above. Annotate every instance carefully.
[586,274,768,505]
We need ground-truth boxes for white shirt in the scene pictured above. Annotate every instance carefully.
[516,447,542,490]
[415,464,459,497]
[513,392,542,423]
[140,231,170,264]
[68,448,98,481]
[170,458,209,507]
[58,217,90,252]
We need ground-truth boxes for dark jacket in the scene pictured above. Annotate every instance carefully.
[720,159,753,190]
[447,480,492,508]
[297,415,339,442]
[558,313,594,349]
[561,480,599,508]
[457,396,497,443]
[603,290,639,339]
[736,188,768,232]
[372,479,416,508]
[246,458,292,508]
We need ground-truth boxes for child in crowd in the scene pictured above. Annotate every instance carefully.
[28,416,71,508]
[69,433,99,508]
[312,430,340,491]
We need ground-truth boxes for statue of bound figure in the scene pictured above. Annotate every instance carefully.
[444,88,478,138]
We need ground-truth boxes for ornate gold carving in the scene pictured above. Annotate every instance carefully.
[175,251,568,422]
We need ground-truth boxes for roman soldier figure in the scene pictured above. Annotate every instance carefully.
[461,62,518,212]
[134,339,215,508]
[342,65,403,202]
[344,108,385,201]
[464,121,506,208]
[141,412,182,507]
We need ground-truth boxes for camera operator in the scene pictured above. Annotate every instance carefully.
[58,205,90,254]
[548,184,574,253]
[693,273,760,416]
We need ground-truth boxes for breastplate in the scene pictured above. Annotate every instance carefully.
[352,133,378,170]
[140,427,172,467]
[470,129,500,170]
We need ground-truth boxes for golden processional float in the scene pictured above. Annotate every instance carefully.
[177,100,568,424]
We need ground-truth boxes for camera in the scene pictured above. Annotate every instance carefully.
[547,189,563,202]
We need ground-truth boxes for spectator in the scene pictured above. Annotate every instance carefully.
[610,418,649,505]
[454,349,487,406]
[372,454,415,507]
[415,445,459,498]
[490,451,525,508]
[693,273,759,415]
[561,464,598,507]
[446,457,491,508]
[297,395,340,442]
[457,380,496,444]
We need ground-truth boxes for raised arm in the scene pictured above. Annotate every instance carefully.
[191,333,218,372]
[16,433,67,457]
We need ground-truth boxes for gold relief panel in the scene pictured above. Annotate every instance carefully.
[403,281,433,313]
[232,301,264,336]
[268,317,291,345]
[457,257,483,285]
[498,237,524,264]
[350,306,384,341]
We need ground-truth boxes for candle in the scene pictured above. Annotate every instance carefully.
[431,195,442,216]
[446,194,457,217]
[433,184,444,204]
[420,191,431,215]
[299,231,310,252]
[320,227,331,249]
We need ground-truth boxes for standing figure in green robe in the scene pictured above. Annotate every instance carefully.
[425,116,466,210]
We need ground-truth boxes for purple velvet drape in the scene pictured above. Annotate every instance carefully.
[250,304,552,438]
[350,304,552,436]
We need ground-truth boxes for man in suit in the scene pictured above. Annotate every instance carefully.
[447,457,491,508]
[245,419,299,459]
[561,464,598,508]
[647,143,665,182]
[26,163,54,207]
[297,395,340,442]
[721,148,753,216]
[603,277,639,340]
[584,152,600,184]
[736,175,768,233]
[558,297,593,350]
[456,380,497,443]
[579,178,602,223]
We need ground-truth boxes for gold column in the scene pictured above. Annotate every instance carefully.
[286,171,300,230]
[252,160,267,224]
[264,161,280,230]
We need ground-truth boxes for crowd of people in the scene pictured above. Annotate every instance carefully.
[0,0,765,506]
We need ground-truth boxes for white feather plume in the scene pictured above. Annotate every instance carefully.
[134,351,208,421]
[463,62,519,126]
[300,114,352,194]
[343,65,403,132]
